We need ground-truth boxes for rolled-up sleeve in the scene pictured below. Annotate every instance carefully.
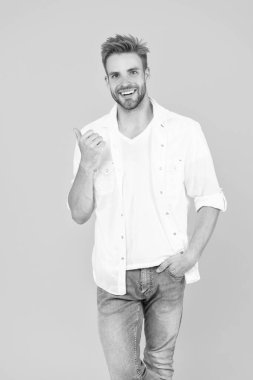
[184,122,227,212]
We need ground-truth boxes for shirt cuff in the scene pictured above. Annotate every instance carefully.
[194,190,227,212]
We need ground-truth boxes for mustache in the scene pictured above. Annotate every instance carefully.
[117,87,137,92]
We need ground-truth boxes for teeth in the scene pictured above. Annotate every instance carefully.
[120,89,135,95]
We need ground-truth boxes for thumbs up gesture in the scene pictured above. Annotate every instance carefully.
[73,128,106,171]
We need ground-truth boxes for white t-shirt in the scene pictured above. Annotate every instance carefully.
[118,117,174,270]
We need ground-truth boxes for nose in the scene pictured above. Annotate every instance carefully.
[119,74,134,88]
[120,80,132,88]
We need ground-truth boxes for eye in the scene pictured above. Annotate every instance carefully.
[130,70,138,75]
[111,73,119,79]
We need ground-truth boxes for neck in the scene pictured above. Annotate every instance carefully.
[116,94,153,133]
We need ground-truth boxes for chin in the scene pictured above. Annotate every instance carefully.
[120,97,144,110]
[123,101,140,110]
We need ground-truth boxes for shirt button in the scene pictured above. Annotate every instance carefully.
[173,232,177,235]
[121,235,124,239]
[121,213,123,216]
[160,124,164,128]
[160,190,163,194]
[165,211,170,215]
[121,257,124,260]
[160,144,165,147]
[159,166,163,170]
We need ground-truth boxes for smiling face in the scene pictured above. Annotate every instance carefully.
[105,52,150,110]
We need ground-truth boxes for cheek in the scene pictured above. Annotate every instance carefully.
[138,79,146,88]
[110,86,118,94]
[112,84,120,93]
[107,79,117,91]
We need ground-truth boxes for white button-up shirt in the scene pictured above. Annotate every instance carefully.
[68,97,227,295]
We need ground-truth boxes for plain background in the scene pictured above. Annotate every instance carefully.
[0,1,252,379]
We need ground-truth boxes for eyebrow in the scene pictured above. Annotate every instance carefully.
[108,67,140,76]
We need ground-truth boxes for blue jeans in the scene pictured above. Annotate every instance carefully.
[96,265,186,380]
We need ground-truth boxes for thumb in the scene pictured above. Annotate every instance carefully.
[73,128,82,141]
[156,250,184,272]
[156,256,173,273]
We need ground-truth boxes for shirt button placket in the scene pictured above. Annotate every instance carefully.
[121,226,125,260]
[159,143,165,197]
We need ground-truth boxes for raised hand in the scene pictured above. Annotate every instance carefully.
[73,128,106,171]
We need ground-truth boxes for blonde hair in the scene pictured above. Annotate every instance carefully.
[101,34,150,73]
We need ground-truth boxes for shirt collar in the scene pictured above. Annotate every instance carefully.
[108,96,169,130]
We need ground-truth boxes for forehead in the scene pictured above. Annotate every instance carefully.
[106,52,143,73]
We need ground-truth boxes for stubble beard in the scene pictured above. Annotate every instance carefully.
[110,83,147,111]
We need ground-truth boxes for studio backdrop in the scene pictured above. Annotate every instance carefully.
[0,1,252,379]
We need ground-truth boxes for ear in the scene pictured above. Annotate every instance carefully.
[145,67,150,80]
[104,75,109,86]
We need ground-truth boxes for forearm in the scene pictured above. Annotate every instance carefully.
[68,161,96,224]
[186,206,220,262]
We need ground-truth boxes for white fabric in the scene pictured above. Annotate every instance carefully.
[68,97,227,295]
[118,114,175,269]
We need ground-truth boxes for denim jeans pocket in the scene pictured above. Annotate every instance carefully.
[165,267,185,280]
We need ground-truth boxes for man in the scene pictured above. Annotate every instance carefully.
[67,34,227,380]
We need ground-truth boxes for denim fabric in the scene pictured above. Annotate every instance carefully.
[96,265,186,380]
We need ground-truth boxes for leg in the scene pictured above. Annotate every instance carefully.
[143,267,186,380]
[97,287,144,380]
[96,267,162,380]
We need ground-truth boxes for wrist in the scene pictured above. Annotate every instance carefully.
[185,248,201,263]
[79,161,97,174]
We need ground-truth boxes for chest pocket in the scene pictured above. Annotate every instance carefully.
[165,156,185,197]
[94,161,115,195]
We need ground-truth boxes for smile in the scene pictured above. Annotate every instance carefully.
[119,88,137,96]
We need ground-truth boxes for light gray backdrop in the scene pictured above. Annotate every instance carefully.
[1,1,252,379]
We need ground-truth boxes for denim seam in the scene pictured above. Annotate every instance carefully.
[171,304,184,365]
[144,269,154,297]
[134,303,143,379]
[150,268,153,292]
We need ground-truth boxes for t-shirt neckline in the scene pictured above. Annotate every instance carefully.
[117,115,155,144]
